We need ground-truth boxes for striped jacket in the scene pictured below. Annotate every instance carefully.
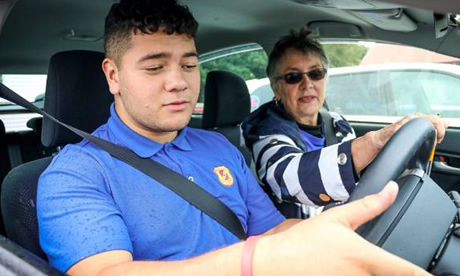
[242,101,358,208]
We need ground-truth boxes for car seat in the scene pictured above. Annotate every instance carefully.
[202,70,252,165]
[0,120,10,236]
[1,50,113,260]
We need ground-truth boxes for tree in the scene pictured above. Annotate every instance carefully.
[199,50,268,102]
[323,44,368,68]
[200,50,267,80]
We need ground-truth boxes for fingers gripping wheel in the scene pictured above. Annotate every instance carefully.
[347,118,458,271]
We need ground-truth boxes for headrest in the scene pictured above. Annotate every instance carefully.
[42,50,113,148]
[26,117,42,136]
[0,119,5,137]
[202,71,251,129]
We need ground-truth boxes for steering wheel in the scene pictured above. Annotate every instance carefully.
[346,118,459,273]
[348,118,435,240]
[349,117,435,201]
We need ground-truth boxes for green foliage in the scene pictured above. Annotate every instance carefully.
[199,50,268,102]
[200,50,268,80]
[323,44,368,68]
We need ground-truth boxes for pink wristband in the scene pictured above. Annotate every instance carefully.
[241,235,262,276]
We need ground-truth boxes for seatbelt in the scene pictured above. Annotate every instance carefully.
[319,109,338,146]
[300,109,339,215]
[0,83,247,240]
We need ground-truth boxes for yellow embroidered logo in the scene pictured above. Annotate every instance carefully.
[213,166,234,187]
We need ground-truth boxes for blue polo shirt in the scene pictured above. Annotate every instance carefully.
[37,105,284,273]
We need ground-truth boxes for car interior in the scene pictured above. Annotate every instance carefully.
[0,0,459,275]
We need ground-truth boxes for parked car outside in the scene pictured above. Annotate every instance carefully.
[245,57,460,127]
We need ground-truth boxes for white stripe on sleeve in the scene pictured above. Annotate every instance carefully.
[341,131,356,142]
[257,144,293,179]
[318,144,350,201]
[252,135,297,163]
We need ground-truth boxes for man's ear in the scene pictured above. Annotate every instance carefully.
[102,58,120,96]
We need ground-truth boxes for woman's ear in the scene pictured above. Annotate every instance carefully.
[270,80,281,98]
[102,58,120,96]
[271,82,282,106]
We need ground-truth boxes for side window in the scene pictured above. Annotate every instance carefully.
[417,71,460,118]
[322,42,460,126]
[388,71,433,116]
[197,44,268,114]
[326,71,393,116]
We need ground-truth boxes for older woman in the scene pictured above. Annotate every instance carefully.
[242,28,448,218]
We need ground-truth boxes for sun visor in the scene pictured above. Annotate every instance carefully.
[292,0,417,32]
[291,0,401,10]
[351,8,417,32]
[308,22,364,39]
[0,0,16,35]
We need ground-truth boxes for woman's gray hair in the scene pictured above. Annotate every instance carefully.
[266,27,328,83]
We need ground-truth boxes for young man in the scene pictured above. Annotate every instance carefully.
[37,0,431,275]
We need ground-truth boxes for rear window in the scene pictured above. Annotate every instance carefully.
[0,74,46,103]
[0,74,45,132]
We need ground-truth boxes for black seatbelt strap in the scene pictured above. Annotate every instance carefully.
[320,108,353,212]
[0,83,247,240]
[319,109,338,146]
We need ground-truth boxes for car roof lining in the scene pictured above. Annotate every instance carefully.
[0,0,458,74]
[383,0,460,14]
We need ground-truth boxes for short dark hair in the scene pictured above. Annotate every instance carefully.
[104,0,199,63]
[266,28,328,80]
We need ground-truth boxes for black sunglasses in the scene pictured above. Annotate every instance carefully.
[275,68,328,84]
